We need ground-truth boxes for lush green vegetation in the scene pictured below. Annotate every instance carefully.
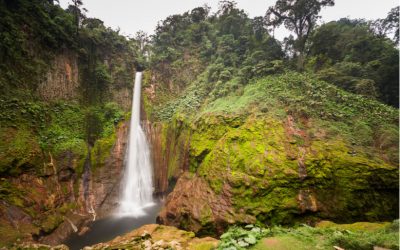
[0,0,75,96]
[147,1,399,115]
[0,96,124,176]
[203,73,398,161]
[218,224,269,249]
[0,0,139,99]
[0,0,136,244]
[218,221,399,250]
[0,0,137,177]
[153,71,398,166]
[307,18,399,106]
[0,0,398,247]
[149,1,399,240]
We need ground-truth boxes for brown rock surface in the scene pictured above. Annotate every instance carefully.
[85,224,218,250]
[157,173,253,235]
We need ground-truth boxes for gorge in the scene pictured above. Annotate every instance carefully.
[0,0,399,250]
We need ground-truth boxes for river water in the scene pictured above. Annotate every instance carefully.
[64,200,162,250]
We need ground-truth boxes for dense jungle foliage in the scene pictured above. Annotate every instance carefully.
[0,0,145,176]
[145,1,399,110]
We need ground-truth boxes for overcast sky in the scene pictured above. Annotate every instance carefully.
[58,0,398,40]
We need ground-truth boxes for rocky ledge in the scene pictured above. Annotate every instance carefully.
[10,224,218,250]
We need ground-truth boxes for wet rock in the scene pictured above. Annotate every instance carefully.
[78,226,90,236]
[86,224,218,250]
[58,168,74,182]
[11,243,69,250]
[297,189,318,213]
[373,247,391,250]
[157,173,247,235]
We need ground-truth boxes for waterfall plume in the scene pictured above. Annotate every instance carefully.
[118,72,154,217]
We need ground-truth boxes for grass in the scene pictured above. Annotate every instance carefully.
[218,221,399,250]
[252,236,318,250]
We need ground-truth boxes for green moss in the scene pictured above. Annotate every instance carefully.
[0,222,23,248]
[169,111,398,227]
[0,127,42,175]
[91,129,117,170]
[199,72,398,164]
[189,242,217,250]
[316,221,391,231]
[58,202,77,215]
[41,213,63,233]
[195,115,289,194]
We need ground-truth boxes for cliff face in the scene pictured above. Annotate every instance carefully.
[148,72,399,235]
[0,121,129,246]
[0,0,141,246]
[144,119,191,195]
[37,52,79,101]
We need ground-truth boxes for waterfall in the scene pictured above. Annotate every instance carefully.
[118,72,154,216]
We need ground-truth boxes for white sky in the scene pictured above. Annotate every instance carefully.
[58,0,398,40]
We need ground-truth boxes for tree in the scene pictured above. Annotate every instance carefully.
[218,0,238,16]
[371,6,399,44]
[384,6,399,44]
[265,0,334,70]
[133,31,150,70]
[68,0,86,36]
[190,5,210,23]
[252,16,267,41]
[308,19,399,107]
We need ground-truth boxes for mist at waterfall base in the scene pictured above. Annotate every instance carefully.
[64,72,159,249]
[64,202,162,250]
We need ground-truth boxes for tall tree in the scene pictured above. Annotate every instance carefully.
[372,6,399,44]
[69,0,86,36]
[265,0,334,70]
[384,6,399,44]
[133,31,150,70]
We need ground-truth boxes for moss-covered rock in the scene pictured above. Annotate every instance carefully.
[159,110,398,234]
[0,107,125,247]
[0,127,42,175]
[85,224,218,250]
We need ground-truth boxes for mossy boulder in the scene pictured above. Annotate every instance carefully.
[159,111,399,234]
[85,224,218,250]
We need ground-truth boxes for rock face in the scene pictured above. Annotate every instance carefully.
[143,118,192,195]
[37,52,79,101]
[85,224,218,250]
[40,122,129,245]
[157,173,239,235]
[85,121,129,217]
[156,113,399,234]
[35,52,133,111]
[0,122,129,247]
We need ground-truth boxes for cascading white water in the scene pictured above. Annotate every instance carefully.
[118,72,154,217]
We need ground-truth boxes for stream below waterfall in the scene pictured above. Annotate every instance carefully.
[64,200,162,250]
